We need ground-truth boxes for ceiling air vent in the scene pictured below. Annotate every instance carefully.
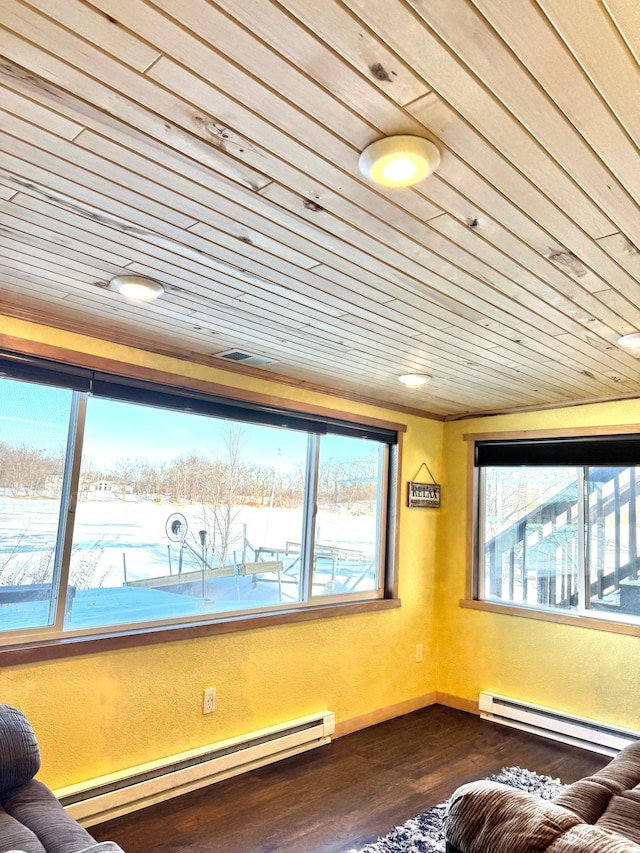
[214,349,277,367]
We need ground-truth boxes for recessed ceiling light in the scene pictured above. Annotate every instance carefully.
[358,135,440,188]
[618,333,640,349]
[110,275,164,302]
[398,374,432,387]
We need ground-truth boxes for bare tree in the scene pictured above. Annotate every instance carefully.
[200,424,246,567]
[0,442,63,495]
[107,457,138,501]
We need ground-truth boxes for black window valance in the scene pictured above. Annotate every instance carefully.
[0,351,397,444]
[475,434,640,467]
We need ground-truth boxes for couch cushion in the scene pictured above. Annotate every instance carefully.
[552,741,640,841]
[546,822,640,853]
[588,743,640,791]
[4,780,95,853]
[0,806,45,853]
[597,790,640,846]
[553,779,620,823]
[445,780,582,853]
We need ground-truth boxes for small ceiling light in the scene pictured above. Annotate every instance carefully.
[618,333,640,349]
[110,275,164,302]
[359,135,441,188]
[398,374,432,387]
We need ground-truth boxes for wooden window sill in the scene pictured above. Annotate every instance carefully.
[460,598,640,636]
[0,598,401,666]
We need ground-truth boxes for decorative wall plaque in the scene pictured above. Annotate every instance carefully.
[407,462,441,508]
[407,481,441,508]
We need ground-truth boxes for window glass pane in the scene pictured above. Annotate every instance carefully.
[67,397,308,630]
[311,435,383,597]
[0,378,73,632]
[481,467,579,610]
[587,467,640,618]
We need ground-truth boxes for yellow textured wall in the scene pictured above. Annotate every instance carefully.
[6,314,638,790]
[0,318,442,789]
[436,401,640,733]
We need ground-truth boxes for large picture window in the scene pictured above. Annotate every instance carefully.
[0,354,398,646]
[475,435,640,622]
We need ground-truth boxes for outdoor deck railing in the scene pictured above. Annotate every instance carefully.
[485,467,640,613]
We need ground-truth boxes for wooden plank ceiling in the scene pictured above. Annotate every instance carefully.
[1,0,640,419]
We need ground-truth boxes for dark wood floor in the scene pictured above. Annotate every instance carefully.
[92,705,608,853]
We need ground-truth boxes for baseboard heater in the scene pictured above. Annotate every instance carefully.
[479,692,639,756]
[55,710,335,827]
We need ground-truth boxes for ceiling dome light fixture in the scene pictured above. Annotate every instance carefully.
[617,333,640,349]
[358,135,441,188]
[110,274,164,302]
[398,373,432,387]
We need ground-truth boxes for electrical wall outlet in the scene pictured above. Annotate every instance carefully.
[203,687,216,714]
[415,643,423,662]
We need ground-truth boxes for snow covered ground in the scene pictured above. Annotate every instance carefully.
[0,496,378,631]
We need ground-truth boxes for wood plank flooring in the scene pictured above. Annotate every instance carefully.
[91,705,608,853]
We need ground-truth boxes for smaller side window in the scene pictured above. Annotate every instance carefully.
[475,436,640,623]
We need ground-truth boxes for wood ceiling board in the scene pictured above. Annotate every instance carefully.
[26,0,161,72]
[497,0,640,151]
[1,87,85,141]
[0,147,196,240]
[2,141,412,314]
[0,150,344,303]
[301,315,554,400]
[132,0,439,220]
[604,0,640,66]
[424,217,640,336]
[596,234,640,293]
[0,282,611,416]
[0,252,99,288]
[411,103,640,304]
[261,185,591,346]
[4,193,330,302]
[408,0,640,236]
[425,205,624,321]
[0,57,271,196]
[0,200,257,298]
[144,56,440,227]
[421,1,636,239]
[0,218,135,270]
[74,134,323,272]
[274,0,432,108]
[209,0,430,128]
[109,0,375,149]
[0,246,117,295]
[5,0,418,233]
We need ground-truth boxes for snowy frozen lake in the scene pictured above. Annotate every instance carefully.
[0,495,378,632]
